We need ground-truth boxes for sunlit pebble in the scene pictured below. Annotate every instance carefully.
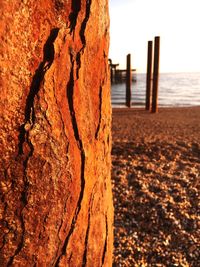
[112,144,199,266]
[126,161,133,168]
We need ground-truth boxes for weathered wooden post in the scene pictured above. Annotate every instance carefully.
[108,59,114,84]
[0,1,113,266]
[113,64,118,83]
[126,53,131,107]
[152,36,160,113]
[146,41,153,111]
[109,66,113,84]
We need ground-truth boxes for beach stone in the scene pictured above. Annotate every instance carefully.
[0,1,113,266]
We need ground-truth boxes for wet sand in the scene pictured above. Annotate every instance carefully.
[112,107,200,266]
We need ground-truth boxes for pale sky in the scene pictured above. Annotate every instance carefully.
[109,0,200,73]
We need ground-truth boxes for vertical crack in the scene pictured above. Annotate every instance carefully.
[95,85,103,139]
[55,53,86,267]
[82,202,91,267]
[18,28,59,155]
[96,51,109,139]
[101,214,108,267]
[75,0,92,79]
[79,0,92,47]
[8,28,59,266]
[82,183,97,266]
[54,1,92,264]
[69,1,81,35]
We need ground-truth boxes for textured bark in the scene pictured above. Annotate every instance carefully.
[0,1,113,266]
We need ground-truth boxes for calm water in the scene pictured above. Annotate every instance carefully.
[111,72,200,107]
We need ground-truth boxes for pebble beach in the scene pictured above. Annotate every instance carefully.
[112,107,200,266]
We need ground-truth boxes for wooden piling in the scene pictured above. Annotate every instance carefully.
[110,67,113,84]
[152,36,160,113]
[146,41,153,111]
[126,54,131,107]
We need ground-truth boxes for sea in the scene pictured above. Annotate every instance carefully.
[111,72,200,108]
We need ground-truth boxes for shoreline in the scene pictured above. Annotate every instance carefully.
[112,105,200,110]
[112,105,200,109]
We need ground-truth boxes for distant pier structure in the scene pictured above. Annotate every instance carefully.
[109,58,136,84]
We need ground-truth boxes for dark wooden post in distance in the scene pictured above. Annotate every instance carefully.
[146,41,153,111]
[126,53,131,107]
[152,36,160,113]
[110,67,113,84]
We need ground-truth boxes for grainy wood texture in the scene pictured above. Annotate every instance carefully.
[152,36,160,113]
[146,41,153,111]
[126,54,131,108]
[0,0,113,266]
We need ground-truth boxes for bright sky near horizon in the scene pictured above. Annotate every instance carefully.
[109,0,200,73]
